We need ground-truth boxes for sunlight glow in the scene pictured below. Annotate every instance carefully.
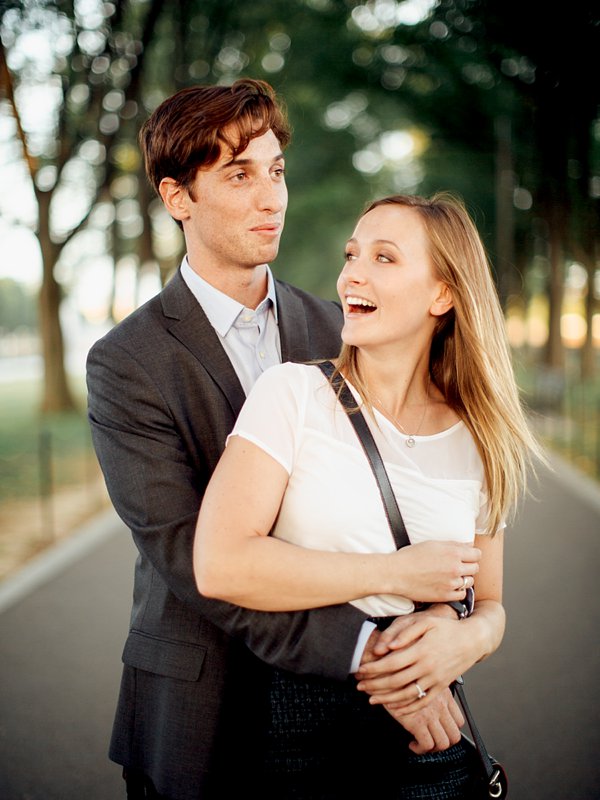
[351,0,438,35]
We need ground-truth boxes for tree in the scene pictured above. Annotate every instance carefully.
[360,0,600,371]
[1,0,165,411]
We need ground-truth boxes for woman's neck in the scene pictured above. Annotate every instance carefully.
[355,348,431,413]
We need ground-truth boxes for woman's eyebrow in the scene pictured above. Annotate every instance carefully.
[346,238,400,249]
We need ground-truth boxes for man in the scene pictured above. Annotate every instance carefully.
[87,79,465,799]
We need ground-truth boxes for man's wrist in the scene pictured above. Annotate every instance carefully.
[351,620,378,673]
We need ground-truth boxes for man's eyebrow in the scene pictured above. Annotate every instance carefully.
[219,152,285,170]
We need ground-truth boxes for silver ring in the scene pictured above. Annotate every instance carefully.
[415,683,427,700]
[456,576,468,591]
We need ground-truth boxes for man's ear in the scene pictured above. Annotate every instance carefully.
[430,283,454,317]
[159,178,191,222]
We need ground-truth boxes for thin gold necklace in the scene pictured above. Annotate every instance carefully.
[375,374,431,448]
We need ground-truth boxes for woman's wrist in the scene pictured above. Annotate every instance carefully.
[464,600,506,662]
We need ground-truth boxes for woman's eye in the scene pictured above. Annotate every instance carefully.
[376,254,392,263]
[344,251,357,261]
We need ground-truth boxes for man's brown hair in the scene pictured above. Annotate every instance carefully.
[140,78,291,198]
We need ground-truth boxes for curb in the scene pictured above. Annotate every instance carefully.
[0,506,124,614]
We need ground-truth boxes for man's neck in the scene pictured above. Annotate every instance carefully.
[186,258,269,310]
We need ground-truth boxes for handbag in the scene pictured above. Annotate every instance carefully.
[317,361,508,800]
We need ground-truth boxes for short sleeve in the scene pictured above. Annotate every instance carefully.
[475,490,491,534]
[475,487,506,535]
[227,363,306,475]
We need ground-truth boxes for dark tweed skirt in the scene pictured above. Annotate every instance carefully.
[260,667,475,799]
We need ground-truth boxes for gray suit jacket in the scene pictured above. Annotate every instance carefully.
[87,270,367,799]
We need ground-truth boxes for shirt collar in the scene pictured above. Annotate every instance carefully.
[180,256,278,336]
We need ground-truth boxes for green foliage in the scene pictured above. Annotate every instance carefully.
[3,0,599,379]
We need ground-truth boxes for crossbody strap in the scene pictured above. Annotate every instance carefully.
[317,360,410,549]
[316,360,502,791]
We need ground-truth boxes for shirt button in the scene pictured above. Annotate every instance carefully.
[259,351,265,358]
[243,315,252,323]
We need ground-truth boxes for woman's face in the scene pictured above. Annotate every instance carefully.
[336,204,452,351]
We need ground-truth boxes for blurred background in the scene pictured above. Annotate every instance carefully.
[0,0,598,583]
[1,3,599,798]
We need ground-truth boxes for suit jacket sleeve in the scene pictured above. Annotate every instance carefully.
[87,335,368,681]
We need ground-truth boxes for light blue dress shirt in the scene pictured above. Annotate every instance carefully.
[181,257,281,396]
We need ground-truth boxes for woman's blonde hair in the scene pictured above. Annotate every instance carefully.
[336,192,541,535]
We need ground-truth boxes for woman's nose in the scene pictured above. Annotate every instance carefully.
[341,257,366,285]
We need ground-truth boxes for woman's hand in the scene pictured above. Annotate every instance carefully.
[388,540,481,602]
[356,614,472,711]
[385,687,464,753]
[355,600,505,712]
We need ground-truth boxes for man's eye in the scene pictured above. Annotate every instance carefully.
[272,167,285,178]
[232,172,247,182]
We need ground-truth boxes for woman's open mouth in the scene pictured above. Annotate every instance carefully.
[346,296,377,314]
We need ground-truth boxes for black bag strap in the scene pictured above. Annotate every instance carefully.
[317,360,507,799]
[317,360,410,549]
[454,678,506,796]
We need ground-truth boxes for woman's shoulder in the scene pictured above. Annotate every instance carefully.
[260,360,317,379]
[250,361,323,398]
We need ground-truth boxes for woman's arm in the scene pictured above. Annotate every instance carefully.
[353,531,505,711]
[194,436,481,610]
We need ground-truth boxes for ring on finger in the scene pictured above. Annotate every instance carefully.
[456,575,468,592]
[415,682,427,700]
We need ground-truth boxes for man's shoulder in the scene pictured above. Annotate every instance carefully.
[90,271,191,352]
[90,292,164,354]
[275,278,342,318]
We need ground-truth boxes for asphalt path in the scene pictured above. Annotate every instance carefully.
[0,455,598,799]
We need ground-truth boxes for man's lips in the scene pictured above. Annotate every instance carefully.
[250,223,281,235]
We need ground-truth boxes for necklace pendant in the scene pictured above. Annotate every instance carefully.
[406,436,416,448]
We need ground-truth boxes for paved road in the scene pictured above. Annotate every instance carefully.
[0,456,599,799]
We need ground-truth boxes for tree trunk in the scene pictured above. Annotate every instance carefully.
[494,115,516,309]
[580,232,598,380]
[36,190,77,412]
[545,214,565,370]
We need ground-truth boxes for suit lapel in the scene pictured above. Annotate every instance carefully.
[160,271,247,418]
[159,273,312,415]
[276,281,310,362]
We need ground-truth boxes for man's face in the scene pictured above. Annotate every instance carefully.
[177,128,287,277]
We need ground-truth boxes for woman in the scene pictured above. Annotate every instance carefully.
[194,193,539,797]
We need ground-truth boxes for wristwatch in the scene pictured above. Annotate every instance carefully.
[445,586,475,619]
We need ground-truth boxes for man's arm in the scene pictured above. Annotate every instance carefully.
[87,336,367,680]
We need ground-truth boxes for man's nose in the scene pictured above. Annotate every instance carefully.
[256,175,286,213]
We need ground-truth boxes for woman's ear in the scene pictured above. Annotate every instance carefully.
[159,177,191,223]
[430,283,454,317]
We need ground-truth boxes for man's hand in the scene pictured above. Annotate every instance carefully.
[355,608,475,712]
[385,687,464,754]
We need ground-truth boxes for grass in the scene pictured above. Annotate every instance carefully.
[0,376,98,503]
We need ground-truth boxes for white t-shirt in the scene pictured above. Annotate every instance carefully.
[229,362,490,618]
